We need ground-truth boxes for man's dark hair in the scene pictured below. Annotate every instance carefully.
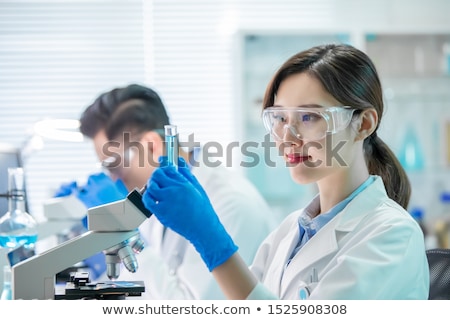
[79,84,170,139]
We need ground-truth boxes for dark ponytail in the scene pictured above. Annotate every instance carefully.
[364,133,411,209]
[263,43,411,209]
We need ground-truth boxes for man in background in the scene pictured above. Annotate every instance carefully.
[60,84,277,299]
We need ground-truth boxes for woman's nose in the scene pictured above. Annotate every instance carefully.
[282,124,303,145]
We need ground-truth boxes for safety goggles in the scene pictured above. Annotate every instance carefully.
[262,106,356,141]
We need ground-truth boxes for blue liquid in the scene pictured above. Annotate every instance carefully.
[0,234,38,249]
[166,135,178,169]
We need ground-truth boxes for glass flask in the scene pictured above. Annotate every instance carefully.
[0,167,37,249]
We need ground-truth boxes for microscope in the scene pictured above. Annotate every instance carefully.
[11,188,152,300]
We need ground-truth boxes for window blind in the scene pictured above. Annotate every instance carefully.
[0,0,146,218]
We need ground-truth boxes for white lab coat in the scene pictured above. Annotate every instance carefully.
[112,163,278,299]
[248,176,430,299]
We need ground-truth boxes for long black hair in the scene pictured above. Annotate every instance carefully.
[263,43,410,209]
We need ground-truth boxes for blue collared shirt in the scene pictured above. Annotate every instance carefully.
[287,176,376,264]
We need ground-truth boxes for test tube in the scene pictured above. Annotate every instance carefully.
[164,125,178,169]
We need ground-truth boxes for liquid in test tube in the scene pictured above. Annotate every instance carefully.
[164,125,178,169]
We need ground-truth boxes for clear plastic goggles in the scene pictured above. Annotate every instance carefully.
[262,106,356,141]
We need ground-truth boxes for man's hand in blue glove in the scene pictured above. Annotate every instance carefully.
[142,157,238,271]
[55,172,128,208]
[53,181,78,198]
[54,172,128,228]
[76,172,129,208]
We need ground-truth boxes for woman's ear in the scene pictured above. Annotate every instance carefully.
[355,108,378,141]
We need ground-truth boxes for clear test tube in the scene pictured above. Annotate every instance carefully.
[164,125,178,169]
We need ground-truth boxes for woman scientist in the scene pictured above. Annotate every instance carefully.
[141,43,430,299]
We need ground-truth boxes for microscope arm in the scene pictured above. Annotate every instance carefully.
[12,188,152,300]
[12,230,139,300]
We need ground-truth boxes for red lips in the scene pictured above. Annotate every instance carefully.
[286,153,309,164]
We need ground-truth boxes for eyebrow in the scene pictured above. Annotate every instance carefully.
[271,103,324,109]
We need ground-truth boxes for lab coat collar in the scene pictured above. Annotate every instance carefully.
[280,176,387,296]
[333,176,387,232]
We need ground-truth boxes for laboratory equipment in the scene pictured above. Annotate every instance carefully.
[0,167,37,249]
[0,144,29,218]
[0,193,89,288]
[435,192,450,248]
[165,125,178,169]
[38,194,87,239]
[398,125,425,171]
[0,265,12,300]
[61,271,144,300]
[11,188,152,299]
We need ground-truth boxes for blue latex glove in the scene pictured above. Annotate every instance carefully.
[142,157,238,271]
[53,181,78,198]
[54,172,128,228]
[76,172,128,209]
[54,172,128,207]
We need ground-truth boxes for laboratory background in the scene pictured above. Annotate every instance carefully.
[1,0,450,295]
